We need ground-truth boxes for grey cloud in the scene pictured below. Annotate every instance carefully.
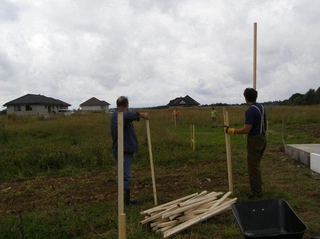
[1,0,320,108]
[0,0,19,22]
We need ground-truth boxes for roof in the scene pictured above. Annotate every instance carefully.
[167,95,200,107]
[3,94,71,106]
[80,97,110,107]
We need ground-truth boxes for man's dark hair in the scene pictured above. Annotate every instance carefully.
[243,88,258,102]
[117,96,129,107]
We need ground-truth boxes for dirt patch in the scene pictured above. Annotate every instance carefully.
[0,164,220,215]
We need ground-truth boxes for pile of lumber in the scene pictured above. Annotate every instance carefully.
[140,190,237,238]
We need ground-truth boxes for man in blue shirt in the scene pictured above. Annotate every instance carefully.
[225,88,267,199]
[111,96,149,206]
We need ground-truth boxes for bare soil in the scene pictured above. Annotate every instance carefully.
[0,164,221,215]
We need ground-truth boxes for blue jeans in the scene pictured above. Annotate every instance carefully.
[114,152,133,190]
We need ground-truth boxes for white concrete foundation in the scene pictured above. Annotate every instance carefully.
[285,144,320,168]
[311,153,320,174]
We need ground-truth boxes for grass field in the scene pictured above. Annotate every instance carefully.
[0,105,319,238]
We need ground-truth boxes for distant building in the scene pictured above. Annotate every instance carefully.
[3,94,71,116]
[80,97,110,113]
[167,95,200,107]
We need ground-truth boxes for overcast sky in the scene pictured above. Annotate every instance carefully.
[1,0,320,109]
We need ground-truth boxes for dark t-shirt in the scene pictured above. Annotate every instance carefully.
[244,103,266,136]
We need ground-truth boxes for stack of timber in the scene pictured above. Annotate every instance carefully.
[140,190,237,238]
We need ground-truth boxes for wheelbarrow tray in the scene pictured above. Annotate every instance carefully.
[231,199,307,238]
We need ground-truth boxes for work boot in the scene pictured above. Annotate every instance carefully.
[124,189,137,206]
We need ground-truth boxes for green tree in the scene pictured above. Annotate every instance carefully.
[303,89,315,105]
[289,93,304,105]
[313,87,320,104]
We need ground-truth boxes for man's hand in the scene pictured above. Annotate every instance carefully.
[140,112,149,120]
[224,126,235,135]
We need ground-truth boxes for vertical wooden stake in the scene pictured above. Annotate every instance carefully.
[190,125,195,151]
[253,22,257,89]
[119,213,126,239]
[146,120,158,206]
[117,112,126,239]
[192,125,195,151]
[223,107,233,192]
[190,125,192,147]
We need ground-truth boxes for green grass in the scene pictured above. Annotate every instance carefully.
[0,105,320,238]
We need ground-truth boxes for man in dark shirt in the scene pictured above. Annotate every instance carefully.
[111,96,149,206]
[225,88,267,199]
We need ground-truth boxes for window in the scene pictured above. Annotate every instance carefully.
[26,105,33,111]
[14,106,21,111]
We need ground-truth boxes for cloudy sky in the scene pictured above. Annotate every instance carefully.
[1,0,320,109]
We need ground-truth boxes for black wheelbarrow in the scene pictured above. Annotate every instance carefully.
[231,199,307,239]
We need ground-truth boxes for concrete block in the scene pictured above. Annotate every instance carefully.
[285,145,310,167]
[311,153,320,174]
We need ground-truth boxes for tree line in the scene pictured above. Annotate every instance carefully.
[206,87,320,106]
[281,87,320,105]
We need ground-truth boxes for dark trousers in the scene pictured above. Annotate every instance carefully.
[247,134,267,196]
[113,152,133,190]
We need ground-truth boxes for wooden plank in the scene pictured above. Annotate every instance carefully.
[156,225,175,233]
[140,192,199,215]
[163,198,237,238]
[117,112,126,239]
[157,220,179,228]
[150,218,168,228]
[146,119,158,205]
[119,213,126,239]
[140,204,178,225]
[162,196,218,219]
[223,107,233,192]
[178,191,222,207]
[209,191,232,210]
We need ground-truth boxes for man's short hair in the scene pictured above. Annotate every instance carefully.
[117,96,129,107]
[243,88,258,102]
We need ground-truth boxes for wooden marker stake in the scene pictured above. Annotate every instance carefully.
[190,125,195,151]
[119,213,126,239]
[193,125,195,151]
[146,120,158,206]
[223,107,233,192]
[117,112,126,239]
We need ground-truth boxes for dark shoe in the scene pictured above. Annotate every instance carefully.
[124,189,137,206]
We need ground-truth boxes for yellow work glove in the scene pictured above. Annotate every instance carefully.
[224,126,235,135]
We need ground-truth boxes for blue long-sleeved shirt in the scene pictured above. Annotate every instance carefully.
[111,109,140,157]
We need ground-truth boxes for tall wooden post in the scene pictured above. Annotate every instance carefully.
[223,107,233,192]
[253,22,257,89]
[146,120,158,206]
[117,112,126,239]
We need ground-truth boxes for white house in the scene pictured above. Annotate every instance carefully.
[80,97,110,113]
[3,94,71,116]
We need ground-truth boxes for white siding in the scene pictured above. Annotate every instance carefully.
[6,105,59,116]
[81,105,109,112]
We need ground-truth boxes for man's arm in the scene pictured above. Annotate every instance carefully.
[234,124,252,134]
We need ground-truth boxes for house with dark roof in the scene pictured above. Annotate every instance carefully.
[79,97,110,113]
[3,94,71,116]
[167,95,200,107]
